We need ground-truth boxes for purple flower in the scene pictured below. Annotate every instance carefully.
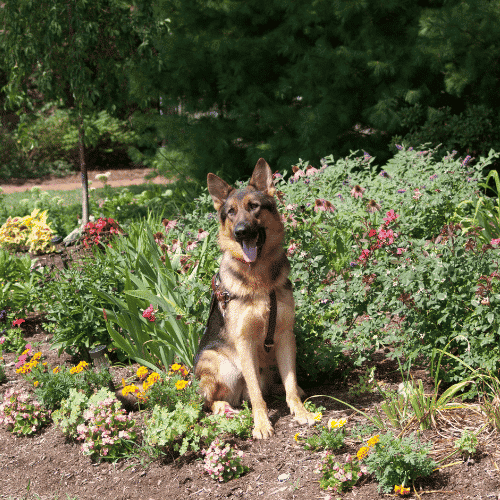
[395,144,403,150]
[462,155,472,166]
[397,189,406,194]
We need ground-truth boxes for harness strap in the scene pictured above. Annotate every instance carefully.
[264,290,277,352]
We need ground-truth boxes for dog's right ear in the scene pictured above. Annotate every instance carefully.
[207,173,234,211]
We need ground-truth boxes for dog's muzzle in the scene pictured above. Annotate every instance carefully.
[234,223,266,263]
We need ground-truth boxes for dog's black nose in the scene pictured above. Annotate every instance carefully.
[234,222,253,240]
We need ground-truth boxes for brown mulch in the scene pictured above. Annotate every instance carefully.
[0,168,172,194]
[0,172,499,499]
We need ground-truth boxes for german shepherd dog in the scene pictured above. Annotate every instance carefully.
[194,158,316,439]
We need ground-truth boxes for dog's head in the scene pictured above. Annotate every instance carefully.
[207,158,284,263]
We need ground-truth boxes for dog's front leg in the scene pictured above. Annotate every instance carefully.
[238,342,274,439]
[275,330,317,425]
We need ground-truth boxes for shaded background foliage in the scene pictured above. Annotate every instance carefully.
[1,0,500,183]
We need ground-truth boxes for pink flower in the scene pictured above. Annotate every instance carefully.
[314,199,335,213]
[12,319,25,327]
[292,165,306,180]
[397,248,406,255]
[186,240,198,251]
[383,209,399,225]
[287,241,299,257]
[491,238,500,246]
[350,185,365,199]
[305,165,319,176]
[197,229,209,241]
[142,304,156,322]
[0,337,5,344]
[162,218,178,234]
[358,249,371,262]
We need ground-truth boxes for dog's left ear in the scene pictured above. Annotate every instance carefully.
[249,158,276,197]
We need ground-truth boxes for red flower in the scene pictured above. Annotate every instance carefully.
[12,318,25,327]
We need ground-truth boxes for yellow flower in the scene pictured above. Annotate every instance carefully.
[122,384,139,396]
[357,446,369,461]
[136,366,149,380]
[314,412,322,422]
[175,380,189,391]
[293,433,300,442]
[32,352,42,361]
[53,367,60,374]
[34,381,39,387]
[170,363,182,372]
[328,418,347,429]
[147,372,160,385]
[367,434,380,447]
[394,485,410,496]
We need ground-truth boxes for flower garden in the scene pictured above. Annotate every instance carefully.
[1,146,500,499]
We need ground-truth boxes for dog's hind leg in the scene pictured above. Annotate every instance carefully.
[195,350,244,414]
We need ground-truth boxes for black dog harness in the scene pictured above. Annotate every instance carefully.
[209,273,277,352]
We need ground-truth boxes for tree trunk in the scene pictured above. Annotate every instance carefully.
[79,112,90,226]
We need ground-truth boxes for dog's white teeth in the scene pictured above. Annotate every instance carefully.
[242,241,258,262]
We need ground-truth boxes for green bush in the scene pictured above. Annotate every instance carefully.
[34,250,125,358]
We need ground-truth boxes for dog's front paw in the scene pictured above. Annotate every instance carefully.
[253,413,274,439]
[289,399,317,425]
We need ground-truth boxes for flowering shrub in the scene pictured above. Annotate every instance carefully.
[202,438,249,482]
[0,388,51,436]
[81,217,122,249]
[0,209,55,254]
[318,452,368,493]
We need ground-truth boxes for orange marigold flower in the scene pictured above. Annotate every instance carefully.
[53,367,60,374]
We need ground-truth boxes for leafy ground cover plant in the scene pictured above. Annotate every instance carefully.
[201,438,249,482]
[362,431,436,493]
[454,429,478,458]
[0,387,51,436]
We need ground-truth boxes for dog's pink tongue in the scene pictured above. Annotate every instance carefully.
[242,241,258,262]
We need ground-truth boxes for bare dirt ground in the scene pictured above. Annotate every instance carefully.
[0,168,171,194]
[1,170,500,500]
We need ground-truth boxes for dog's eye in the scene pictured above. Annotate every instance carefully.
[248,202,259,211]
[227,207,236,216]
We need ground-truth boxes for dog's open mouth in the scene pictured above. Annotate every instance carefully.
[238,228,266,263]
